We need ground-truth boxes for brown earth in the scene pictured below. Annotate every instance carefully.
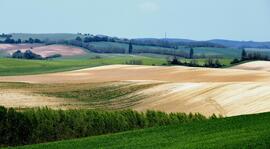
[1,63,270,116]
[0,44,87,57]
[232,61,270,72]
[0,64,270,84]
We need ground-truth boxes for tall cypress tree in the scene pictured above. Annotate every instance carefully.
[189,48,194,59]
[128,41,133,54]
[241,49,247,60]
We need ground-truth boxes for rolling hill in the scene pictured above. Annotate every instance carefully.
[232,61,270,71]
[1,62,270,116]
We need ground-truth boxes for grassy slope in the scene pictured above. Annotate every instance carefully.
[15,112,270,149]
[0,55,166,76]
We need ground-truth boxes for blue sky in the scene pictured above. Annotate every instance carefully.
[0,0,269,41]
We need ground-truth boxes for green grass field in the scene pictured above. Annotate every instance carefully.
[0,56,236,76]
[0,55,167,76]
[14,112,270,149]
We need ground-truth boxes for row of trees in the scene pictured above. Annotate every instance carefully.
[68,39,190,56]
[168,57,223,68]
[0,33,12,38]
[231,49,270,65]
[11,50,43,60]
[11,50,61,60]
[76,36,116,43]
[241,49,269,61]
[73,36,196,58]
[0,106,219,147]
[131,39,225,49]
[0,37,43,44]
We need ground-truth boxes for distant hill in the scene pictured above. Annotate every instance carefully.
[10,33,85,41]
[208,39,270,49]
[1,33,270,49]
[132,38,225,48]
[134,38,270,49]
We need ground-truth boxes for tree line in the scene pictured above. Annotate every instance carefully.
[0,37,43,44]
[0,106,220,147]
[231,49,270,65]
[167,48,224,68]
[168,56,223,68]
[11,50,61,60]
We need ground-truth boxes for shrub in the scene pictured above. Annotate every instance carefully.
[11,50,43,60]
[125,60,143,65]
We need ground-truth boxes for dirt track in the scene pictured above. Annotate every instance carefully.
[1,63,270,116]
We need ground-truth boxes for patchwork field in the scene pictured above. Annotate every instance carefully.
[1,61,270,116]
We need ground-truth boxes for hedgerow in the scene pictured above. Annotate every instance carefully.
[0,106,218,147]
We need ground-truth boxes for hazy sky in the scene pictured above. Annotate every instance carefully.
[1,0,270,41]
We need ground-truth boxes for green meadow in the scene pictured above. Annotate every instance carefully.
[0,55,167,76]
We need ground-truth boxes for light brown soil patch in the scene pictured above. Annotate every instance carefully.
[232,61,270,72]
[0,65,270,84]
[134,82,270,116]
[0,89,78,109]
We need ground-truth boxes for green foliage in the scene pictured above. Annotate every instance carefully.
[11,50,43,60]
[241,49,269,61]
[0,107,210,147]
[168,57,225,68]
[230,58,241,64]
[16,112,270,149]
[72,41,190,57]
[189,48,194,59]
[128,42,133,54]
[241,49,247,60]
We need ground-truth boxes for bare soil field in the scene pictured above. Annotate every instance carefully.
[0,44,87,57]
[0,64,270,83]
[232,61,270,72]
[1,63,270,116]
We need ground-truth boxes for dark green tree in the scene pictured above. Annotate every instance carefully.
[189,48,194,59]
[28,38,34,43]
[75,36,82,42]
[128,41,133,54]
[17,39,22,43]
[241,49,247,60]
